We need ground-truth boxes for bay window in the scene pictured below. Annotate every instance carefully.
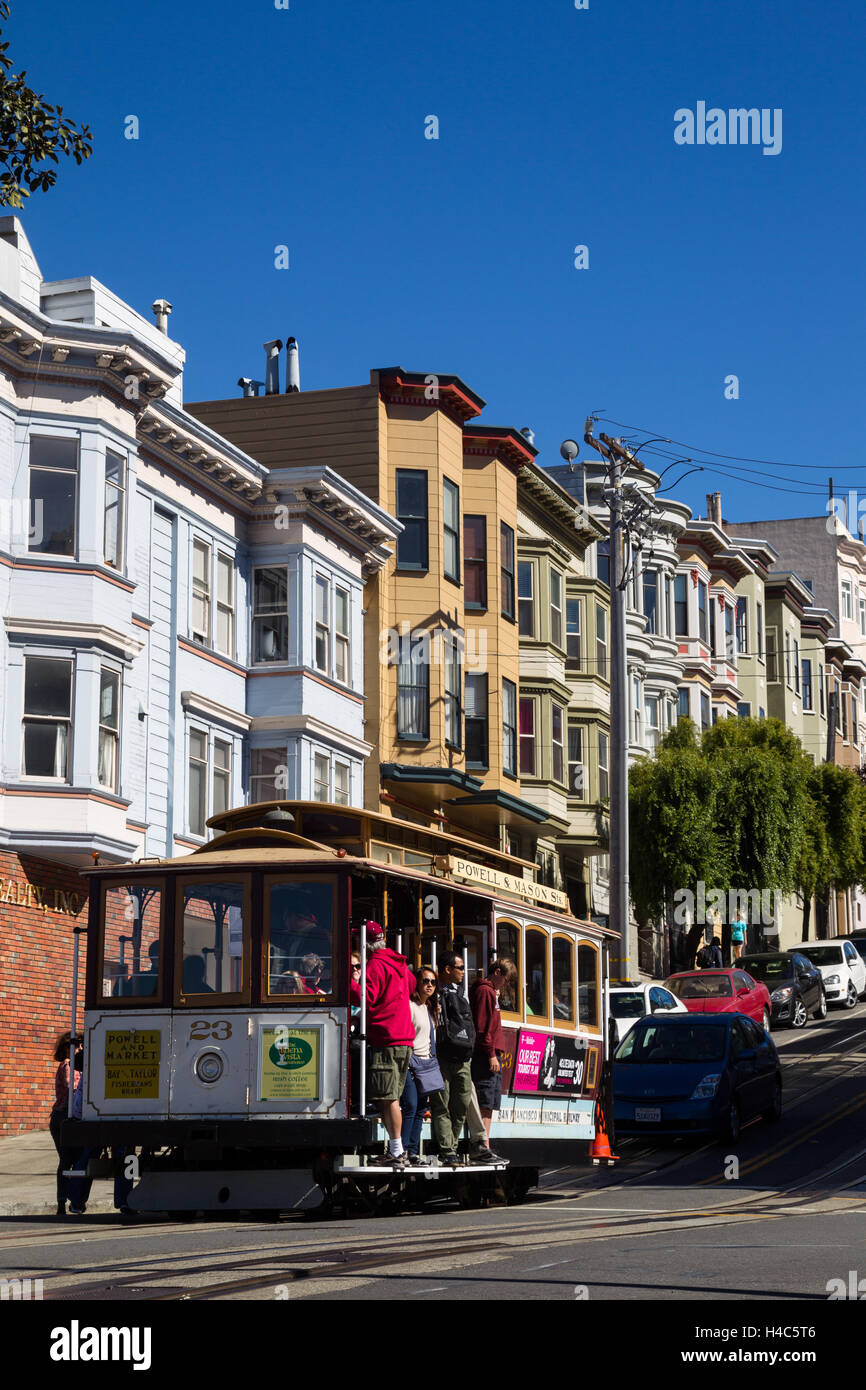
[253,566,289,662]
[28,435,78,557]
[22,656,72,778]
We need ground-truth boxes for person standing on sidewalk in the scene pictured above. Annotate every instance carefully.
[49,1032,92,1217]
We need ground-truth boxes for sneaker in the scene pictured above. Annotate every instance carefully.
[469,1148,510,1166]
[437,1151,462,1166]
[407,1154,432,1167]
[68,1206,87,1215]
[370,1151,407,1168]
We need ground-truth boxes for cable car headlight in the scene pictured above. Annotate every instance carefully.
[195,1051,225,1083]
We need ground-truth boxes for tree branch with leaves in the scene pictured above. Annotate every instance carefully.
[0,2,92,208]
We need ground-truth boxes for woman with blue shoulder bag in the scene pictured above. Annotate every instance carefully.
[400,967,444,1166]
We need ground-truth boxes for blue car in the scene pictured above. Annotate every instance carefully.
[613,1012,782,1143]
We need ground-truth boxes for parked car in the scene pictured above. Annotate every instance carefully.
[664,969,772,1031]
[738,952,826,1029]
[837,934,866,969]
[787,941,866,1008]
[613,1013,782,1142]
[609,982,688,1043]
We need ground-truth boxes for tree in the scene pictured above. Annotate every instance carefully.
[0,3,92,208]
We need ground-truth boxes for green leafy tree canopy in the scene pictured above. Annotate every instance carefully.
[0,2,92,208]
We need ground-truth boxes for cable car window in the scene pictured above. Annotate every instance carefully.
[552,935,574,1025]
[578,941,599,1029]
[267,880,335,997]
[101,883,162,1000]
[525,928,549,1021]
[496,920,521,1016]
[180,881,244,997]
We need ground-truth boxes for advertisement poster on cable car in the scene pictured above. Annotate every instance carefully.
[259,1026,321,1100]
[103,1030,161,1099]
[511,1029,586,1098]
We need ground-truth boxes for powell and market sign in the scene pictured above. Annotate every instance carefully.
[446,856,570,911]
[0,877,84,916]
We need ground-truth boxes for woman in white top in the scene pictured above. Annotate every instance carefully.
[399,967,442,1166]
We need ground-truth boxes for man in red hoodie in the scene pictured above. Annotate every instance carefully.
[349,921,415,1167]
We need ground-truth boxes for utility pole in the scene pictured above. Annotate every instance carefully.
[582,421,644,984]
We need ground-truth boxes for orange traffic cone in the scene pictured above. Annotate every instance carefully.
[588,1098,620,1166]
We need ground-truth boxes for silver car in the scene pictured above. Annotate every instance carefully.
[609,982,688,1044]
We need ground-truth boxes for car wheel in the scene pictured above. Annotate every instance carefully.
[762,1008,772,1033]
[763,1078,782,1124]
[845,980,857,1009]
[814,989,827,1020]
[791,996,808,1029]
[723,1098,741,1144]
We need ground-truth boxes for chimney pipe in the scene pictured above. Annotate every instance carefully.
[285,336,300,393]
[520,426,535,446]
[713,491,722,526]
[238,377,264,398]
[705,494,714,523]
[152,299,172,334]
[263,339,283,395]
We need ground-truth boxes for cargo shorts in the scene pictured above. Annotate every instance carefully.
[368,1045,412,1102]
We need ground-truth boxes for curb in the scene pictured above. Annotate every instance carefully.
[0,1200,119,1218]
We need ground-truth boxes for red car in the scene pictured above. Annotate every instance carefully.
[663,969,773,1032]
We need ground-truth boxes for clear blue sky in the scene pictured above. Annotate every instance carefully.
[8,0,865,523]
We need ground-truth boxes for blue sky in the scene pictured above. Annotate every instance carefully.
[8,0,865,523]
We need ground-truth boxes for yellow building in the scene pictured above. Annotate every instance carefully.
[190,366,552,854]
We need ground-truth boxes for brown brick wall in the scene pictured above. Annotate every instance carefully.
[0,851,89,1135]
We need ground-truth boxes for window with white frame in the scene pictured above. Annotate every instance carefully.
[216,553,234,658]
[28,435,78,557]
[443,479,460,583]
[314,753,330,802]
[550,569,563,648]
[315,576,330,672]
[250,747,286,802]
[188,728,232,835]
[335,587,350,684]
[645,694,660,751]
[567,722,585,799]
[191,539,212,645]
[518,561,535,637]
[334,760,350,806]
[213,739,231,817]
[188,729,208,835]
[104,451,125,570]
[502,679,517,776]
[253,566,289,663]
[596,604,608,678]
[566,596,581,667]
[598,731,609,800]
[465,674,488,767]
[725,603,735,661]
[632,674,642,744]
[756,602,764,660]
[860,596,866,638]
[21,655,73,778]
[519,696,536,776]
[552,702,565,784]
[736,596,748,655]
[842,578,853,621]
[97,668,120,791]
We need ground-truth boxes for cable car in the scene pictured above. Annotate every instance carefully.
[65,801,614,1215]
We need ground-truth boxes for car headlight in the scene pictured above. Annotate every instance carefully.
[825,974,840,986]
[690,1073,722,1100]
[771,987,792,1002]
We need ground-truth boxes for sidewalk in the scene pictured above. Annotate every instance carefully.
[0,1129,117,1217]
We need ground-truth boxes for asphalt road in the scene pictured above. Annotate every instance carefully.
[3,1002,866,1310]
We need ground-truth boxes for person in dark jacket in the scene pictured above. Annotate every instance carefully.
[469,958,515,1161]
[349,921,415,1167]
[430,951,476,1165]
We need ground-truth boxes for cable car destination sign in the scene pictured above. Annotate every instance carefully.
[444,856,570,910]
